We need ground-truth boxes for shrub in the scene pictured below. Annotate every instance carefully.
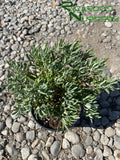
[4,39,118,130]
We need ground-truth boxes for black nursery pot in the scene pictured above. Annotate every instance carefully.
[30,107,80,131]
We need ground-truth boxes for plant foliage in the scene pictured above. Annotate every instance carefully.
[4,39,118,130]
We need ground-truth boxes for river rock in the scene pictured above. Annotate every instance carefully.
[71,144,85,159]
[50,141,60,156]
[64,131,80,144]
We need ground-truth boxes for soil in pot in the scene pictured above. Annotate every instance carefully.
[37,116,62,130]
[31,107,64,130]
[32,107,81,130]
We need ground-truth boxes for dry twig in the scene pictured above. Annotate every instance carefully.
[0,155,8,160]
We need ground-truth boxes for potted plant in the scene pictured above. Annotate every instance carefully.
[3,39,118,131]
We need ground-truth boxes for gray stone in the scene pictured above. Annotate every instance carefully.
[12,122,20,133]
[28,120,35,129]
[0,70,3,77]
[35,123,42,129]
[28,154,38,160]
[17,115,26,123]
[103,36,111,43]
[108,137,114,148]
[31,139,39,148]
[24,54,31,63]
[42,150,50,160]
[23,41,29,48]
[4,104,10,113]
[15,132,24,142]
[86,146,93,154]
[11,113,18,119]
[46,136,54,147]
[73,23,78,28]
[50,141,60,156]
[1,129,8,136]
[26,130,35,141]
[38,131,48,139]
[117,119,120,123]
[0,150,4,160]
[93,131,101,141]
[105,127,115,137]
[32,148,39,155]
[105,45,112,50]
[71,144,85,159]
[94,148,103,160]
[114,135,120,149]
[65,26,70,32]
[22,29,28,35]
[6,143,17,156]
[11,43,19,51]
[62,138,70,149]
[117,36,120,43]
[0,122,5,131]
[114,150,120,160]
[28,25,41,34]
[53,11,58,17]
[100,134,109,145]
[6,117,12,128]
[50,42,54,48]
[21,140,27,147]
[0,139,6,147]
[0,10,4,16]
[103,146,112,157]
[20,16,28,23]
[48,27,55,33]
[21,147,30,160]
[23,126,29,132]
[15,142,21,149]
[115,127,120,136]
[105,22,112,28]
[108,156,115,160]
[83,127,91,133]
[0,101,4,108]
[85,136,93,146]
[64,131,80,144]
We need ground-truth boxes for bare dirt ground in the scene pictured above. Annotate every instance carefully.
[59,4,120,77]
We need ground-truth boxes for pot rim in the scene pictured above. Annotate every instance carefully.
[30,107,78,132]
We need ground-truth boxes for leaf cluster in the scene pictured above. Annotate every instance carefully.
[4,39,118,130]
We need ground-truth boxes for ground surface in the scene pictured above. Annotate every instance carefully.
[0,0,120,160]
